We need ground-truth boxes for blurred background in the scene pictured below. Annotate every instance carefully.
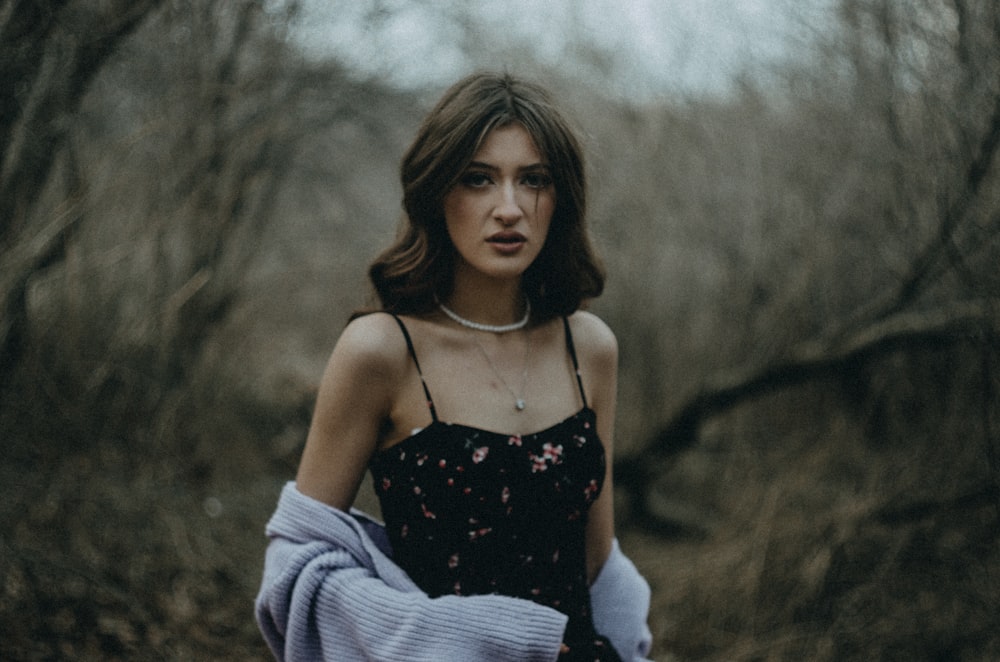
[1,1,998,660]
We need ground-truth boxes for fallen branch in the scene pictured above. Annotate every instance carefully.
[616,299,1000,532]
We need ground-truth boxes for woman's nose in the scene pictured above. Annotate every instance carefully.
[493,182,523,224]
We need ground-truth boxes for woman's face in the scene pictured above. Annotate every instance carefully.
[443,123,555,287]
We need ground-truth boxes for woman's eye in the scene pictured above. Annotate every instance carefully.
[522,172,553,189]
[460,172,492,187]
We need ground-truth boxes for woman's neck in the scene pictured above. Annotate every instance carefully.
[444,275,526,328]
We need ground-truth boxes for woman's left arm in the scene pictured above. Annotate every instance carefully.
[574,312,655,661]
[571,311,619,583]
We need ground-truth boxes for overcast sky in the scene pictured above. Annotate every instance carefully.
[292,0,832,100]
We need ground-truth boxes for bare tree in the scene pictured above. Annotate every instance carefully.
[0,0,164,377]
[0,3,411,657]
[0,0,399,435]
[617,0,1000,532]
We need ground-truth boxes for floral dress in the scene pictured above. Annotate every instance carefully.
[369,316,622,662]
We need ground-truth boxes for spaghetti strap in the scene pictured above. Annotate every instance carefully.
[562,316,589,409]
[390,314,439,423]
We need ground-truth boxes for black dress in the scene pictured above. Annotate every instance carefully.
[370,316,622,661]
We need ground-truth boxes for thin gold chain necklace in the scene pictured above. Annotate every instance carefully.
[470,331,531,411]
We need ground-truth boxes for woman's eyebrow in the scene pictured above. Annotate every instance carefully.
[465,161,551,172]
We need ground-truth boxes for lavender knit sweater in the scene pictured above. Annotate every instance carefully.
[255,482,653,661]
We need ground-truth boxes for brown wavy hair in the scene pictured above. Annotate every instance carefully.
[366,72,605,322]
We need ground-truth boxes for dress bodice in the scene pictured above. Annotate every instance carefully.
[368,315,621,661]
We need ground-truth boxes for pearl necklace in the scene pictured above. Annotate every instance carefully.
[438,300,531,334]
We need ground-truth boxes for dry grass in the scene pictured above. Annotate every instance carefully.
[624,362,1000,662]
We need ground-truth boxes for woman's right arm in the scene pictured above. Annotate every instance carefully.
[295,313,402,511]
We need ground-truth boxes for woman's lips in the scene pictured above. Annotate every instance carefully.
[486,232,526,254]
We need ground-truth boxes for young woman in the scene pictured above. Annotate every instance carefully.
[256,72,651,662]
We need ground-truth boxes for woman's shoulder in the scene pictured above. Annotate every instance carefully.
[331,312,411,375]
[564,311,618,379]
[566,310,618,358]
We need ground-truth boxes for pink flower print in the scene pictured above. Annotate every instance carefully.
[584,479,599,502]
[381,477,391,491]
[438,459,447,468]
[447,478,455,486]
[542,442,563,463]
[472,446,489,464]
[501,486,510,504]
[573,434,587,447]
[400,524,408,538]
[421,503,436,519]
[530,587,541,596]
[529,442,565,472]
[453,581,462,594]
[413,486,422,495]
[448,553,460,569]
[583,420,591,429]
[507,434,522,447]
[416,453,428,466]
[463,487,472,495]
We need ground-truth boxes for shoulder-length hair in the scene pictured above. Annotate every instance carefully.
[366,71,605,322]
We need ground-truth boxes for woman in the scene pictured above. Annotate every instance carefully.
[256,72,652,662]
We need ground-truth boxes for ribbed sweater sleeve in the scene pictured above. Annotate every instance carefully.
[590,539,654,661]
[255,482,568,661]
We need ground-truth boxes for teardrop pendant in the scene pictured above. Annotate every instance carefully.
[515,399,526,411]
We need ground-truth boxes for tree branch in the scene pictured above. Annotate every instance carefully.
[0,0,163,374]
[0,0,163,238]
[617,300,1000,532]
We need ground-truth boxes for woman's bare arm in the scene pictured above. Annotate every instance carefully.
[295,313,405,511]
[571,311,620,584]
